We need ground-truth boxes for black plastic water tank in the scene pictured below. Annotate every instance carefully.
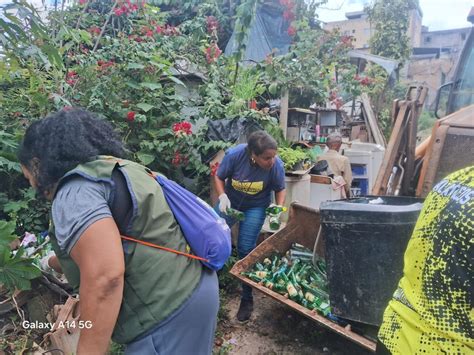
[320,196,424,326]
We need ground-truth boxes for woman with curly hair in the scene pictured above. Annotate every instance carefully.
[19,108,219,354]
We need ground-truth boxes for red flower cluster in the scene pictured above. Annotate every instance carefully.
[354,75,374,86]
[280,0,297,36]
[114,0,140,16]
[156,25,179,36]
[283,10,295,21]
[341,35,353,47]
[210,162,219,176]
[287,26,297,37]
[126,111,135,122]
[141,26,154,37]
[205,43,222,64]
[206,16,219,34]
[97,60,115,71]
[172,121,192,136]
[172,152,189,166]
[66,71,78,86]
[88,26,101,36]
[79,0,87,5]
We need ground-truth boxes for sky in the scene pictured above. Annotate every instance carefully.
[317,0,474,31]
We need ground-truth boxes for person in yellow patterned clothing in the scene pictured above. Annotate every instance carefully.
[377,166,473,354]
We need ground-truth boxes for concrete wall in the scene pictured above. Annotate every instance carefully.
[324,14,372,49]
[324,9,422,49]
[404,55,456,108]
[421,28,470,55]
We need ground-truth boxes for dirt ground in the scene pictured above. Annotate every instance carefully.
[214,290,373,355]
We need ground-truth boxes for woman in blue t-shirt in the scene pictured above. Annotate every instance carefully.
[215,130,286,322]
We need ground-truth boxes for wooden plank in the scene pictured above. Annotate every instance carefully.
[310,175,332,184]
[372,102,410,195]
[361,93,386,147]
[418,125,449,197]
[402,86,428,195]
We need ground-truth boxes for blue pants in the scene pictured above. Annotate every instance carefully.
[215,204,266,301]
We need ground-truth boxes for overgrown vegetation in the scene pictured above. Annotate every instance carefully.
[0,2,371,352]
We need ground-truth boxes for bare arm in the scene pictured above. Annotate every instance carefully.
[214,175,226,196]
[70,217,125,355]
[275,189,286,206]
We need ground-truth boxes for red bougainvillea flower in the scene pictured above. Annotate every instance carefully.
[206,16,219,33]
[97,60,115,72]
[279,0,294,10]
[287,26,297,36]
[79,0,87,5]
[126,111,136,122]
[88,26,101,35]
[210,162,219,176]
[283,10,295,21]
[172,121,192,137]
[205,43,222,64]
[249,100,257,110]
[66,71,78,86]
[155,25,179,36]
[172,151,182,166]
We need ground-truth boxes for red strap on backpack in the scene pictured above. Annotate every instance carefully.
[120,235,208,262]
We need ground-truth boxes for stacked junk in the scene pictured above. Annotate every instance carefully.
[232,85,434,352]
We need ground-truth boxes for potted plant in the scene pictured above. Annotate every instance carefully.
[277,147,309,172]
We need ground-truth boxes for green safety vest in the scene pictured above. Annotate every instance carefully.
[48,156,202,344]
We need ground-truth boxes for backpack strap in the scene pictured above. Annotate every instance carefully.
[110,165,208,263]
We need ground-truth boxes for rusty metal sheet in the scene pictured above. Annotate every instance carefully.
[230,203,377,353]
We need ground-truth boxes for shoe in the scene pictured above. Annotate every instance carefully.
[236,299,253,322]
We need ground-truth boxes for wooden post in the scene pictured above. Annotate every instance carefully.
[280,90,289,139]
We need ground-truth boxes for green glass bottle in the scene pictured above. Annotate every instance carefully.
[269,215,281,230]
[301,280,329,300]
[226,207,245,221]
[281,273,300,301]
[265,205,287,215]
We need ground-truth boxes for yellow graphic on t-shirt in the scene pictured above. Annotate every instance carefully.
[378,166,474,354]
[231,179,263,195]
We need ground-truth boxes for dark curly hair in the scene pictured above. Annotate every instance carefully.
[18,108,126,196]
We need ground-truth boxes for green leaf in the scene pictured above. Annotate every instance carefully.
[166,75,185,87]
[268,82,278,95]
[126,81,140,89]
[0,220,16,248]
[139,82,162,90]
[136,103,154,112]
[136,152,155,166]
[127,63,145,70]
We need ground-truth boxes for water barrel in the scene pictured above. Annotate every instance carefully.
[320,196,424,326]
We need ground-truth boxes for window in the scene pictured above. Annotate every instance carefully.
[352,29,356,34]
[461,33,466,40]
[425,36,431,43]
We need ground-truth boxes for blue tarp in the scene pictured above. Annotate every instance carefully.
[225,4,292,63]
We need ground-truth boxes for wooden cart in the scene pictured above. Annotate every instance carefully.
[230,203,377,352]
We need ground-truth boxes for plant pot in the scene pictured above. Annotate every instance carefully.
[291,160,305,171]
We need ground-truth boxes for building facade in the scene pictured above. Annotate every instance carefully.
[323,9,422,50]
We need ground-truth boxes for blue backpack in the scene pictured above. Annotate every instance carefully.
[154,175,232,271]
